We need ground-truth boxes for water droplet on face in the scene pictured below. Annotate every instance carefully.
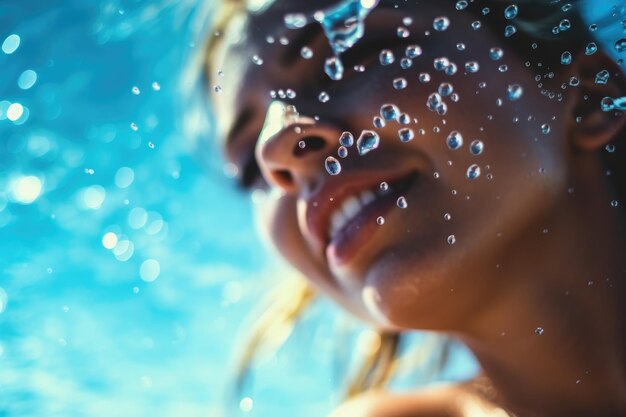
[319,91,330,102]
[585,42,598,55]
[379,49,395,65]
[615,38,626,53]
[445,62,458,76]
[595,70,610,84]
[338,146,348,158]
[507,84,523,100]
[456,0,468,11]
[434,57,450,71]
[339,131,354,147]
[393,77,408,90]
[470,140,484,155]
[438,82,454,97]
[444,213,452,221]
[298,140,306,149]
[397,26,410,38]
[559,19,571,31]
[457,43,466,51]
[433,16,450,31]
[399,113,411,125]
[132,86,140,95]
[377,216,385,225]
[400,57,413,69]
[447,235,456,245]
[447,130,463,150]
[489,47,503,60]
[560,51,572,65]
[380,181,389,192]
[466,164,481,179]
[610,199,619,207]
[541,123,551,134]
[252,54,264,65]
[472,21,482,30]
[284,13,308,29]
[405,45,422,58]
[356,130,380,155]
[569,76,580,87]
[534,327,544,335]
[504,4,519,20]
[398,128,414,142]
[465,61,480,73]
[427,93,443,112]
[316,0,379,55]
[403,16,413,26]
[301,46,314,59]
[324,56,344,80]
[380,103,400,121]
[419,72,432,83]
[504,25,517,37]
[397,196,408,208]
[373,116,386,128]
[605,143,616,153]
[325,156,342,175]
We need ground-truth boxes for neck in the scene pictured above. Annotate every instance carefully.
[458,159,626,417]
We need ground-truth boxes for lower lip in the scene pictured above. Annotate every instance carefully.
[326,173,417,266]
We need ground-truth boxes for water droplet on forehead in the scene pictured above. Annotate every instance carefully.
[325,156,342,175]
[379,49,395,65]
[433,16,450,31]
[507,84,523,101]
[447,131,463,150]
[466,164,481,179]
[398,128,414,142]
[405,45,422,58]
[380,103,400,121]
[356,130,380,155]
[339,131,354,147]
[489,47,504,61]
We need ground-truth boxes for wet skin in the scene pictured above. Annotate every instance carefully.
[210,1,626,416]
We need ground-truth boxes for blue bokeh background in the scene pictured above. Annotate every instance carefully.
[1,1,623,416]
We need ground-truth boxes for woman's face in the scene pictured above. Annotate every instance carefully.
[212,0,573,330]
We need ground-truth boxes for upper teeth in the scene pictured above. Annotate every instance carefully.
[328,188,379,239]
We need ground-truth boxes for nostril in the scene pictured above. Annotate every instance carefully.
[272,169,294,188]
[293,135,327,157]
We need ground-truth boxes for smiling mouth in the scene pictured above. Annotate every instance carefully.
[325,171,418,264]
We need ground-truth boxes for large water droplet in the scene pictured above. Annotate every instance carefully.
[317,0,379,55]
[595,70,610,84]
[380,103,400,121]
[447,131,463,150]
[325,156,342,175]
[433,16,450,31]
[339,131,354,147]
[356,130,380,155]
[504,4,518,20]
[379,49,395,65]
[466,164,481,179]
[489,47,504,60]
[470,140,484,155]
[398,128,414,142]
[324,56,344,80]
[507,84,523,101]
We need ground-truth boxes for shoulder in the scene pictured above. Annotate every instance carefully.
[327,381,511,417]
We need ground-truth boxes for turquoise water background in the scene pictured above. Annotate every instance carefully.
[0,1,623,416]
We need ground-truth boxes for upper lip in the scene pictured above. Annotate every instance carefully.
[304,167,417,254]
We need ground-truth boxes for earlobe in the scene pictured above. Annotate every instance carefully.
[566,51,626,151]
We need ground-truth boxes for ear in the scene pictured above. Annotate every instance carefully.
[566,51,626,151]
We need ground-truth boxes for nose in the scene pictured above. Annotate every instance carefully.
[256,101,338,194]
